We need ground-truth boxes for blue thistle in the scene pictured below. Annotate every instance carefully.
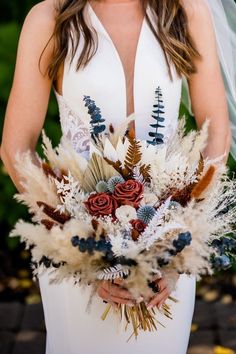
[147,87,165,146]
[96,180,109,193]
[137,205,156,224]
[83,95,106,141]
[107,175,125,192]
[168,201,181,210]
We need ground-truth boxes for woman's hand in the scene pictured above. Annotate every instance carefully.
[147,278,171,309]
[97,279,136,307]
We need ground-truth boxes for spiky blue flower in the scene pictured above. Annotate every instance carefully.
[107,175,125,192]
[137,205,156,224]
[96,180,109,193]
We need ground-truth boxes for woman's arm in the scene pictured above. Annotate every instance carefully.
[1,0,56,191]
[183,0,232,162]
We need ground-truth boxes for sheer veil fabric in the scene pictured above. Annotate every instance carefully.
[182,0,236,159]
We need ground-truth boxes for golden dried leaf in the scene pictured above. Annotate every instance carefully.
[139,164,151,183]
[81,153,118,192]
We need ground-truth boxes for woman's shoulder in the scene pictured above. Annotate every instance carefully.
[181,0,212,22]
[22,0,57,36]
[16,1,58,76]
[181,0,215,44]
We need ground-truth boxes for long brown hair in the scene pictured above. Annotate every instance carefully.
[44,0,200,80]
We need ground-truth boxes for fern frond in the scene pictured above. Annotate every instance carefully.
[97,265,130,280]
[104,157,124,176]
[123,137,142,179]
[139,164,151,183]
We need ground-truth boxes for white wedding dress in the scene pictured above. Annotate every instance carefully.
[39,3,196,353]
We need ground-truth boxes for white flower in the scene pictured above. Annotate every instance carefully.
[115,205,137,223]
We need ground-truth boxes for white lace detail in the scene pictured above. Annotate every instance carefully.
[55,92,91,159]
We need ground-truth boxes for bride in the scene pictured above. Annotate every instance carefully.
[1,0,235,353]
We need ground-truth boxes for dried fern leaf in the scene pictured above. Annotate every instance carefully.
[139,164,151,183]
[97,265,130,280]
[123,137,142,178]
[104,157,124,176]
[191,165,216,199]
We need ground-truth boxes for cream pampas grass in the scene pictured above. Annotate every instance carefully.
[10,113,236,338]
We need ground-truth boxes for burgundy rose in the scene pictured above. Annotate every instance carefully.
[84,193,118,217]
[113,180,144,208]
[130,219,147,241]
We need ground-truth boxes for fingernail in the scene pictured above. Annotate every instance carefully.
[147,304,152,310]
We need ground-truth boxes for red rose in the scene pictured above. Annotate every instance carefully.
[113,180,144,208]
[130,219,147,241]
[84,193,118,217]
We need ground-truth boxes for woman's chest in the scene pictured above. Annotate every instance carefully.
[59,3,182,145]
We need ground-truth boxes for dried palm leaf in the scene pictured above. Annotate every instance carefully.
[81,153,118,192]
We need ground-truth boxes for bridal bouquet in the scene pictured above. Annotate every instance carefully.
[11,87,236,338]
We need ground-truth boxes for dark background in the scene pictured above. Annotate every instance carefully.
[0,0,236,305]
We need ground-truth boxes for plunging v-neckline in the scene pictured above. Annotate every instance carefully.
[87,2,147,117]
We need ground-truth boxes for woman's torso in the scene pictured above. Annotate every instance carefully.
[55,1,183,157]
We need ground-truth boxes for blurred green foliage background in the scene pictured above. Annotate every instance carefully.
[0,0,235,302]
[0,0,61,301]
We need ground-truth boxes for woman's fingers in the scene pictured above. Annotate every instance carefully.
[147,287,170,309]
[101,281,134,300]
[154,277,168,291]
[97,284,133,305]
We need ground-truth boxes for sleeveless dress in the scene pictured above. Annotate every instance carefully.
[39,3,196,353]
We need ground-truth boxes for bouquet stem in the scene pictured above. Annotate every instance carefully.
[101,296,178,340]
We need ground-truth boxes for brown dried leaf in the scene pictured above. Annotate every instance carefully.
[37,201,71,224]
[139,164,151,183]
[191,165,216,199]
[41,219,57,230]
[123,137,142,178]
